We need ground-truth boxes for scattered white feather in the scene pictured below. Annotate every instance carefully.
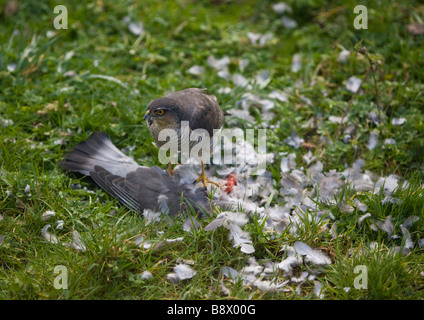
[183,217,201,232]
[367,131,379,150]
[292,271,309,283]
[64,50,74,61]
[176,258,195,265]
[384,138,396,145]
[188,65,205,75]
[318,170,344,202]
[284,132,304,149]
[280,153,296,172]
[369,241,379,250]
[314,280,324,299]
[174,264,197,280]
[205,211,247,230]
[353,199,367,212]
[247,32,261,45]
[346,76,362,93]
[238,59,249,71]
[272,2,292,14]
[374,215,394,239]
[142,208,162,224]
[247,32,273,46]
[403,216,419,229]
[205,211,254,253]
[337,50,350,63]
[222,265,287,293]
[303,151,316,165]
[142,242,152,249]
[134,235,144,247]
[293,241,331,265]
[376,174,399,195]
[71,230,86,251]
[228,224,255,254]
[204,212,227,231]
[368,111,379,125]
[232,73,251,88]
[164,237,184,243]
[391,117,406,126]
[207,55,230,71]
[217,87,232,94]
[7,63,16,72]
[221,266,239,279]
[278,255,301,272]
[128,22,144,36]
[0,118,14,128]
[291,54,302,72]
[41,210,55,221]
[268,90,288,102]
[217,69,231,80]
[255,70,271,87]
[63,70,77,77]
[281,16,298,29]
[41,224,58,244]
[167,273,180,284]
[251,279,288,293]
[381,195,401,205]
[220,279,231,296]
[400,225,414,251]
[63,230,86,252]
[140,270,153,280]
[328,115,348,124]
[358,213,372,228]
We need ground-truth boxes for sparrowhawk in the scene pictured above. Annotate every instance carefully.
[143,88,224,187]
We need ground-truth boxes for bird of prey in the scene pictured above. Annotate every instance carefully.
[143,88,224,188]
[59,131,210,216]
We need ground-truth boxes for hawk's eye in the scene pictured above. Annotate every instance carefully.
[155,109,165,115]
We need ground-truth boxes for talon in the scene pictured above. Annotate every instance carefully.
[193,162,219,189]
[194,174,219,189]
[167,162,174,177]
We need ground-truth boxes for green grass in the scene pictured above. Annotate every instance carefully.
[1,0,424,299]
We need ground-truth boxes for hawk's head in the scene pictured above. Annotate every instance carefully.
[144,97,182,145]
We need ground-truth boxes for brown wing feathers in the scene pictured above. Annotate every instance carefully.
[165,88,224,134]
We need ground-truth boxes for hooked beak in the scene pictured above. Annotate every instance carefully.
[143,109,150,120]
[144,110,152,126]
